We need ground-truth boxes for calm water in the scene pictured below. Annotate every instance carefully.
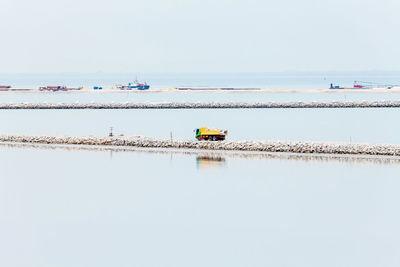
[2,91,400,103]
[0,108,399,144]
[0,144,399,267]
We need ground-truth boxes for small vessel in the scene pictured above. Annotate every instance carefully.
[93,86,103,90]
[329,83,344,89]
[0,85,11,91]
[39,86,83,92]
[115,79,150,90]
[353,82,365,89]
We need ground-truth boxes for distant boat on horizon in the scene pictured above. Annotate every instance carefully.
[115,79,150,90]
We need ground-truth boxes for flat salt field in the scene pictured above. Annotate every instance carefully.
[0,108,399,144]
[0,144,399,267]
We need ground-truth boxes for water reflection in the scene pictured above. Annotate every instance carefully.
[1,142,400,166]
[196,154,226,170]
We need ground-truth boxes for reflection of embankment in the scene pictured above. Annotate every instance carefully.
[1,100,400,109]
[1,142,400,166]
[2,135,400,157]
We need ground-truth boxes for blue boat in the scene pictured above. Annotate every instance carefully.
[117,80,150,90]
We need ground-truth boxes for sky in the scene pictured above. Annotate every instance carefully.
[0,0,399,73]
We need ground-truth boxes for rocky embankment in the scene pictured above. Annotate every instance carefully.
[1,135,400,156]
[0,101,400,109]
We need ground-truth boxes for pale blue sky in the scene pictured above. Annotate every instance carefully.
[0,0,399,73]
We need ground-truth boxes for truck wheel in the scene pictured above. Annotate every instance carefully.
[212,136,217,141]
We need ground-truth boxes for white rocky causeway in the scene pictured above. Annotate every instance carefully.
[1,135,400,156]
[0,101,399,109]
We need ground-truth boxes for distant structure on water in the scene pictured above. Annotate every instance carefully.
[0,85,11,91]
[115,79,150,90]
[330,81,398,90]
[39,86,83,92]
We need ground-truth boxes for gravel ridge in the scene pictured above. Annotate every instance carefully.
[1,135,400,156]
[0,101,400,109]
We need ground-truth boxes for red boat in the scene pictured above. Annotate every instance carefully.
[39,86,83,92]
[0,85,11,91]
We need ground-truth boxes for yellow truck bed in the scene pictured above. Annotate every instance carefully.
[195,127,228,141]
[200,127,222,135]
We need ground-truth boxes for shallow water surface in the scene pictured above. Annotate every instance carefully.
[0,145,399,267]
[0,108,399,144]
[1,91,400,103]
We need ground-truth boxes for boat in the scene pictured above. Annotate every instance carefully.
[0,85,11,91]
[115,79,150,90]
[329,83,344,89]
[39,86,83,92]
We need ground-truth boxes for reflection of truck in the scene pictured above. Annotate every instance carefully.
[196,155,226,169]
[195,127,228,141]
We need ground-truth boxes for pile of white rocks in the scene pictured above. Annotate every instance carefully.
[0,101,400,109]
[1,135,400,156]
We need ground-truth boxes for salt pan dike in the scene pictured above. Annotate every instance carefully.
[2,135,400,157]
[1,100,400,109]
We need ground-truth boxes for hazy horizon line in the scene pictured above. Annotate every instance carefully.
[1,70,400,76]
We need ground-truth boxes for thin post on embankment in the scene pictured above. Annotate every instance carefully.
[1,135,400,157]
[0,101,400,109]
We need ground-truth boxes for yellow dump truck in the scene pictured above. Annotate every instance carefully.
[195,127,228,141]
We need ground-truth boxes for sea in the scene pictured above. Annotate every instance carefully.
[0,72,400,266]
